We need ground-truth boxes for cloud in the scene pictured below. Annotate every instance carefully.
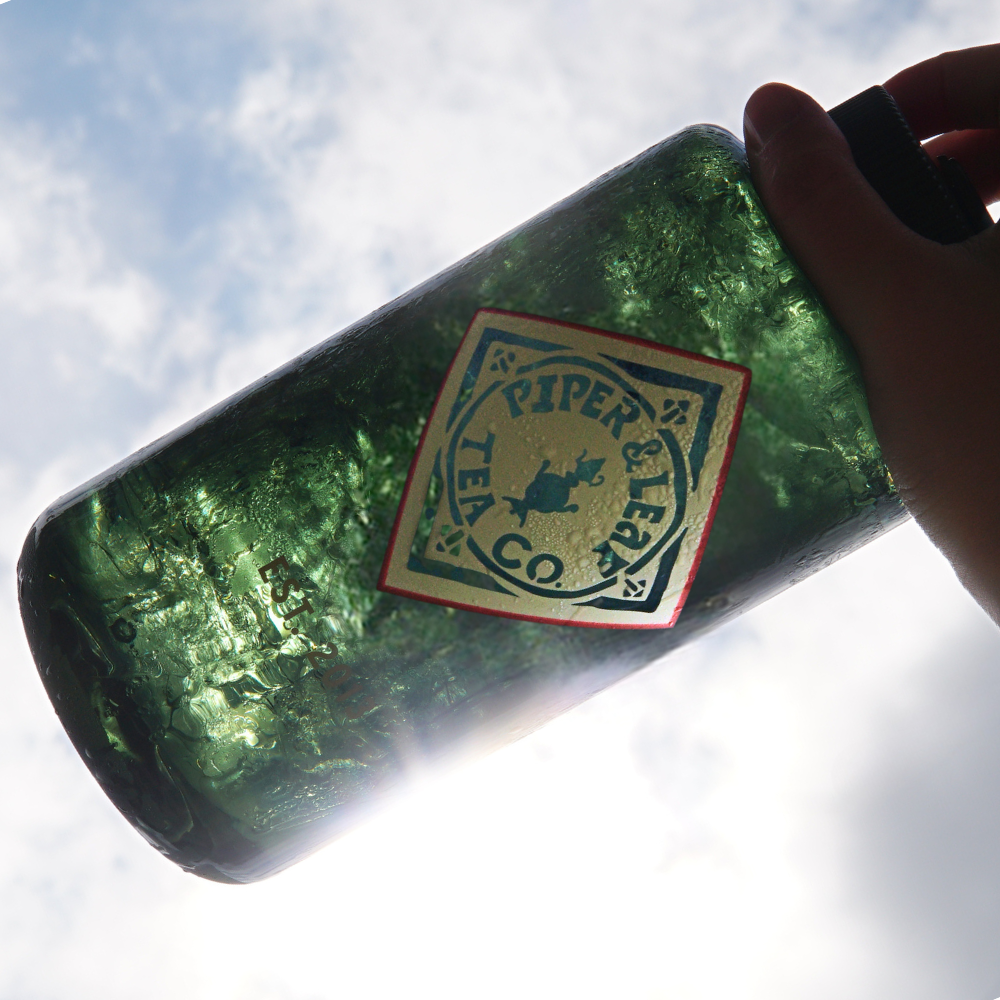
[842,607,1000,1000]
[0,1,999,998]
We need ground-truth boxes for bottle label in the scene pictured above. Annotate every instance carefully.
[379,310,750,628]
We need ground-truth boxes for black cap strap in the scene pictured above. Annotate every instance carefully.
[827,85,992,244]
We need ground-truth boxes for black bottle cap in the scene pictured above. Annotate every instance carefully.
[827,85,993,244]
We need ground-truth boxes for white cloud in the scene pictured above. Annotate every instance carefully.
[1,1,1000,998]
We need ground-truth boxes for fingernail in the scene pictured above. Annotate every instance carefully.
[744,83,811,152]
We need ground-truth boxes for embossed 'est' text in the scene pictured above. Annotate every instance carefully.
[257,556,376,720]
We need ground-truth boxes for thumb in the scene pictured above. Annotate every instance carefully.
[743,82,939,364]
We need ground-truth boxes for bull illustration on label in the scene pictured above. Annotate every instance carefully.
[501,450,606,527]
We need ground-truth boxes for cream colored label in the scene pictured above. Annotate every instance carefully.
[379,310,750,629]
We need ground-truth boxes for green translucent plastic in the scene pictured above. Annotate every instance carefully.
[18,127,904,882]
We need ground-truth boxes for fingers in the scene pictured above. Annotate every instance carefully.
[884,45,1000,209]
[743,83,936,353]
[746,70,1000,627]
[886,44,1000,138]
[924,128,1000,206]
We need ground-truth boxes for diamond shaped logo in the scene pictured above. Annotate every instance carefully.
[379,309,750,628]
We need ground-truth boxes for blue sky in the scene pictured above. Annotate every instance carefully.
[0,2,999,998]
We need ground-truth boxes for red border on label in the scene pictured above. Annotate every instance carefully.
[377,308,751,629]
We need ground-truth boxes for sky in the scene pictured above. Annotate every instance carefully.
[0,1,999,998]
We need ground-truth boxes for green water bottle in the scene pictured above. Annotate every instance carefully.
[18,87,990,882]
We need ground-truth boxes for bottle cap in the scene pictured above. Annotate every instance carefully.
[827,85,993,244]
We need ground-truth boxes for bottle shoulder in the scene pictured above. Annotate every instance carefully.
[525,124,751,226]
[643,123,747,169]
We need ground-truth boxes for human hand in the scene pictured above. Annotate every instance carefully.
[743,45,1000,622]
